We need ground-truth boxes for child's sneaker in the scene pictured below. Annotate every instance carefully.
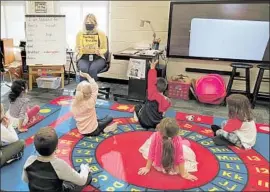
[104,122,118,133]
[5,151,23,165]
[133,111,139,122]
[31,115,37,123]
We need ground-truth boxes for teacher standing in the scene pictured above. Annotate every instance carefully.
[76,14,107,81]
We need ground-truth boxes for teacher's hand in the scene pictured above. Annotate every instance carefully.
[77,46,83,52]
[95,49,101,56]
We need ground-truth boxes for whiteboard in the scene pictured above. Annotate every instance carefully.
[25,15,66,65]
[189,18,269,61]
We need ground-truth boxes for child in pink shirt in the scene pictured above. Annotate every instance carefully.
[138,118,198,181]
[211,94,257,149]
[71,72,118,136]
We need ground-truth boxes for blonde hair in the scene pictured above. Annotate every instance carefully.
[0,103,4,120]
[158,118,180,172]
[226,94,253,122]
[83,13,98,33]
[72,81,92,106]
[0,104,5,125]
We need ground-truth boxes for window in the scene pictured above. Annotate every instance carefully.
[1,1,25,46]
[81,1,109,34]
[59,1,109,50]
[1,5,6,38]
[59,2,81,50]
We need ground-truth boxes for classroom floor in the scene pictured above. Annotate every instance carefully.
[0,93,269,191]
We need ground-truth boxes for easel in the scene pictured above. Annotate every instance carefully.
[28,64,65,90]
[65,50,76,85]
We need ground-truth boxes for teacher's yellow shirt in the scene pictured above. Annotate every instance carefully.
[76,30,107,58]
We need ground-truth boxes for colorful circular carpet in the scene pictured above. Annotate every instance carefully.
[0,96,269,191]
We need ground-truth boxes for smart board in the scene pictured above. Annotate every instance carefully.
[167,1,270,63]
[189,18,269,61]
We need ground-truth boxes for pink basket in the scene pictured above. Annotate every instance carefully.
[168,81,191,100]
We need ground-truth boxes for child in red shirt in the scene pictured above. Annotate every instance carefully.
[211,94,257,149]
[134,60,171,129]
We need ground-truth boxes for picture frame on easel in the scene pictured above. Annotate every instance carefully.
[34,2,47,13]
[25,1,55,14]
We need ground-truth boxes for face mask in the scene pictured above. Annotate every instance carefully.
[85,24,95,31]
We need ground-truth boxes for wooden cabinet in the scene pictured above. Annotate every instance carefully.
[1,38,15,66]
[0,38,22,79]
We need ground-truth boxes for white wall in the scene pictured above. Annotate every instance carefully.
[104,1,269,93]
[99,1,169,80]
[4,1,269,92]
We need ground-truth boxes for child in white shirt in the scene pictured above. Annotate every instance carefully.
[211,94,257,149]
[0,103,25,167]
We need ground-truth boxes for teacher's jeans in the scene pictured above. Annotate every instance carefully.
[78,54,106,81]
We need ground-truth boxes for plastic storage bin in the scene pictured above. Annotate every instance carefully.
[36,76,61,89]
[168,81,191,100]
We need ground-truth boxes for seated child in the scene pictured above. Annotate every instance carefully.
[6,80,40,132]
[22,127,92,191]
[211,94,257,149]
[134,60,171,129]
[0,103,25,167]
[71,71,118,136]
[138,117,198,181]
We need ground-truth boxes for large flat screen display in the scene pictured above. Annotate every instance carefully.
[167,1,270,63]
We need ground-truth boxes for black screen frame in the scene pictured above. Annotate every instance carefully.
[166,0,270,64]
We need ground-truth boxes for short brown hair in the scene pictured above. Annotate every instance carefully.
[157,77,167,93]
[226,94,253,122]
[34,127,58,156]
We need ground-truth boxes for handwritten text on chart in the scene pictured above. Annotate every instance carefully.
[28,17,59,22]
[25,16,66,64]
[44,51,60,54]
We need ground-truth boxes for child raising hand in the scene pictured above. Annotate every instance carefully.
[138,118,198,181]
[134,60,171,129]
[71,71,118,136]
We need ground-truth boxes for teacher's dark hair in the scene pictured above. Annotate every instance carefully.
[8,79,27,102]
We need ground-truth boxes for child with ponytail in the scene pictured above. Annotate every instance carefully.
[138,118,198,181]
[71,71,118,136]
[6,80,40,132]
